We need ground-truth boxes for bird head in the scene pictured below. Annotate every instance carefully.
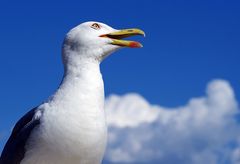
[62,21,145,62]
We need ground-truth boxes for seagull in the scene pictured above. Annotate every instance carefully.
[0,21,144,164]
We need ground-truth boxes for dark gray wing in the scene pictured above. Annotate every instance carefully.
[0,107,42,164]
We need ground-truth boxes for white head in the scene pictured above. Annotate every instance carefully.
[62,21,145,65]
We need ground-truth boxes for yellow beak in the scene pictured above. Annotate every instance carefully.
[100,28,145,48]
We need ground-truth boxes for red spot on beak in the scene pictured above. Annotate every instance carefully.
[129,41,143,48]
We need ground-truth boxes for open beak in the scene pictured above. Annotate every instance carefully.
[100,28,145,48]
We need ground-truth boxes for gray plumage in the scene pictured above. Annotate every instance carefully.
[0,108,42,164]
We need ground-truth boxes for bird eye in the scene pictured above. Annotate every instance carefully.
[91,23,101,30]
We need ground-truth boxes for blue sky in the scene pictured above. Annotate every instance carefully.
[0,0,240,163]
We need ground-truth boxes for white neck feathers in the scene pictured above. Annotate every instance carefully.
[49,48,105,112]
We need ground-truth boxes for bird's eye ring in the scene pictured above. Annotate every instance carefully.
[91,23,101,30]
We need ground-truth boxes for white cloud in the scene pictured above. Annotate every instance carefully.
[231,148,240,164]
[104,79,240,164]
